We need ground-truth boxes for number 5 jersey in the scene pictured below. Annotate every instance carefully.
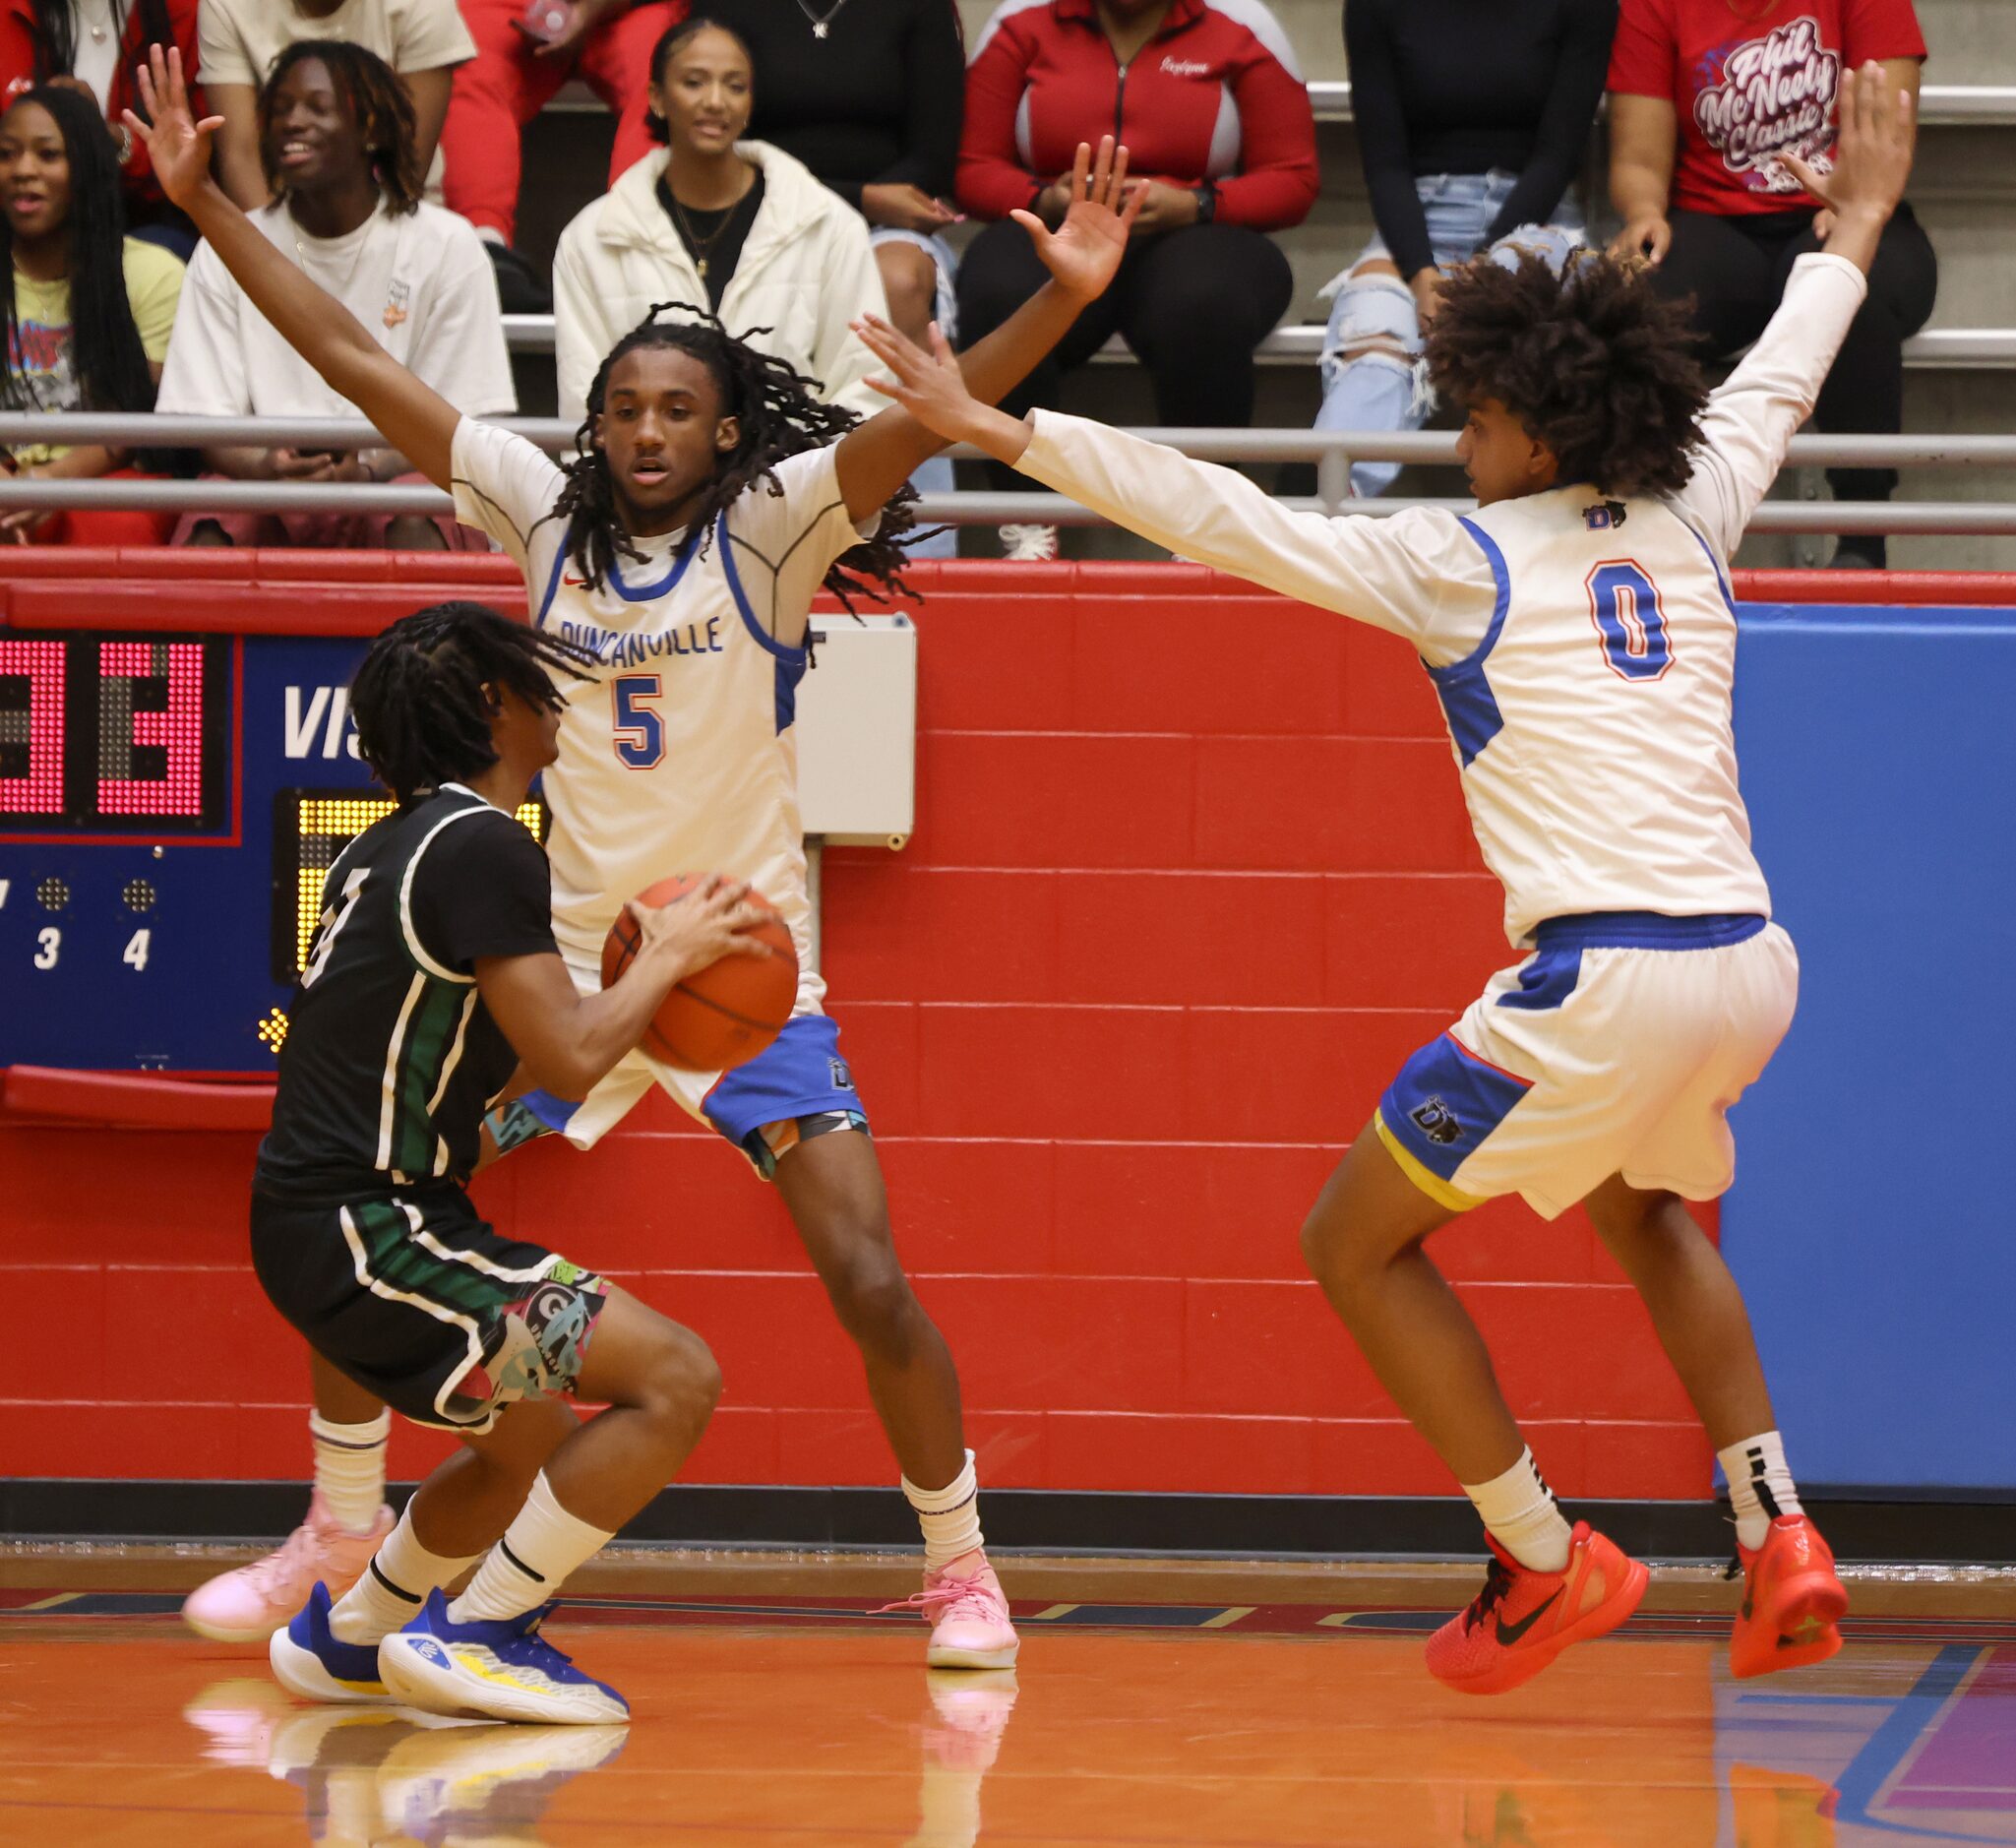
[450,425,880,1011]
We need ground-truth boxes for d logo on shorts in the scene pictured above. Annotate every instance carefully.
[1410,1096,1464,1146]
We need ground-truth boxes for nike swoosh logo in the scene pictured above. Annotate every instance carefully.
[1495,1587,1561,1646]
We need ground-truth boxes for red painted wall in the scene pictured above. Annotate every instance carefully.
[0,560,1712,1501]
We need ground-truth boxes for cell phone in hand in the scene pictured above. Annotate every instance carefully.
[520,0,572,42]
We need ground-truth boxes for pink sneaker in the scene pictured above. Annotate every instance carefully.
[879,1552,1020,1670]
[182,1494,393,1643]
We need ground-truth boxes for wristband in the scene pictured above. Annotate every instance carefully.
[1191,183,1217,224]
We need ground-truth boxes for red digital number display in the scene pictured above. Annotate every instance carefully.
[97,642,207,817]
[0,633,229,835]
[0,639,64,814]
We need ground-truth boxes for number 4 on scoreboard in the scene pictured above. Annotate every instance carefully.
[124,928,151,971]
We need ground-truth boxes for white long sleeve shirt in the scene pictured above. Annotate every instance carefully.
[1017,252,1869,947]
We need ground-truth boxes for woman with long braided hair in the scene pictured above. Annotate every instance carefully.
[136,44,1144,1691]
[0,0,203,250]
[0,81,180,543]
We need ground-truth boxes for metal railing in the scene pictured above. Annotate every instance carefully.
[4,414,2016,531]
[543,76,2016,127]
[494,314,2016,369]
[1300,80,2016,127]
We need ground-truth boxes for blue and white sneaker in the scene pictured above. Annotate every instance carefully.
[269,1581,393,1705]
[377,1590,629,1726]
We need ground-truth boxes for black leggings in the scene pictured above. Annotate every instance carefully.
[1649,204,1937,504]
[955,216,1295,486]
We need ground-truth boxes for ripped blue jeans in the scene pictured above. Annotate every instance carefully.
[1315,171,1584,499]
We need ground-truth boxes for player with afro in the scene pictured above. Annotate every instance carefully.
[857,63,1919,1693]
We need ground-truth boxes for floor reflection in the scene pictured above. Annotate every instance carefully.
[1,1598,2008,1846]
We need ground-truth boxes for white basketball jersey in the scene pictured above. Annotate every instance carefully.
[452,420,875,1008]
[1426,486,1767,941]
[1017,254,1871,949]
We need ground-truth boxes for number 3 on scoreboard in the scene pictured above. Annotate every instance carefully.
[611,675,665,770]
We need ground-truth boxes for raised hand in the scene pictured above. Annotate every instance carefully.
[122,45,223,210]
[1781,62,1914,227]
[1010,136,1144,304]
[853,314,983,449]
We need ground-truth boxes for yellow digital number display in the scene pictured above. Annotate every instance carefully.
[273,790,545,980]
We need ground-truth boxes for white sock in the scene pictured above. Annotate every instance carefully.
[903,1450,984,1574]
[1719,1430,1803,1552]
[327,1502,483,1645]
[1462,1447,1573,1573]
[310,1409,390,1535]
[449,1472,614,1626]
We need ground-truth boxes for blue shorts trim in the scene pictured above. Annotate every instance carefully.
[702,1014,867,1147]
[1531,911,1767,953]
[1378,1032,1534,1185]
[1497,946,1584,1013]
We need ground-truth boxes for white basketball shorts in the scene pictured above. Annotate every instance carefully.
[1375,911,1799,1219]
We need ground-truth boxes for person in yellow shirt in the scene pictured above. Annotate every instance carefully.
[1,80,180,541]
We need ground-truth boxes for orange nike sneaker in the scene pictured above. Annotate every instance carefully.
[1729,1514,1847,1679]
[1426,1522,1649,1695]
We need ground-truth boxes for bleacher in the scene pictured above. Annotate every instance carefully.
[509,0,2016,569]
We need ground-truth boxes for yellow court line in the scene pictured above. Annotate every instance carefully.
[1026,1603,1081,1622]
[1199,1606,1258,1629]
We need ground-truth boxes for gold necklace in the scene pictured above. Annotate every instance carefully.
[669,182,752,281]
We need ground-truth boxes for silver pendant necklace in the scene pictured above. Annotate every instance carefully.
[793,0,850,38]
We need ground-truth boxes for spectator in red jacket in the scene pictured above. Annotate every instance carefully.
[0,0,203,254]
[1608,0,1935,568]
[439,0,686,313]
[955,0,1315,559]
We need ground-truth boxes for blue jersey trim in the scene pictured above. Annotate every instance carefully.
[533,538,568,630]
[1681,518,1741,620]
[1425,518,1512,768]
[605,529,698,603]
[1532,910,1767,952]
[718,510,814,664]
[716,508,813,733]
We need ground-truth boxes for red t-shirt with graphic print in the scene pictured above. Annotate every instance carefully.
[1608,0,1925,216]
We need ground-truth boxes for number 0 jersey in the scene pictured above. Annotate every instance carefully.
[256,785,558,1201]
[1015,254,1871,948]
[451,421,876,1009]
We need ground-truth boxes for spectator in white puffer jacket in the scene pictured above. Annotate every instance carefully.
[551,15,887,429]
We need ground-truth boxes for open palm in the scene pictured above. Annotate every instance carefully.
[123,45,222,210]
[1012,137,1143,303]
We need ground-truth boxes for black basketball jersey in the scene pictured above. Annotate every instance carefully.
[256,784,558,1201]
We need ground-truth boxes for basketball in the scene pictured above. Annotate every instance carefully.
[600,875,799,1072]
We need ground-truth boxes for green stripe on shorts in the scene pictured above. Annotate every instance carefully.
[351,1197,511,1319]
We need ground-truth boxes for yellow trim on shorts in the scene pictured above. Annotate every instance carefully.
[1374,1108,1487,1213]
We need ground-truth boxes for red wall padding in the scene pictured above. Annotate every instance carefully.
[0,560,1718,1500]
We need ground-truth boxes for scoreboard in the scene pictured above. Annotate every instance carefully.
[2,591,915,1082]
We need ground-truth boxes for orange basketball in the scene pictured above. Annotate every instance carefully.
[600,875,799,1072]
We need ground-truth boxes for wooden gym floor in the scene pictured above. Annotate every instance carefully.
[3,1546,2013,1846]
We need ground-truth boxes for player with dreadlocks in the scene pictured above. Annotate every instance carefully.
[859,64,1918,1694]
[135,45,1143,1675]
[248,598,772,1724]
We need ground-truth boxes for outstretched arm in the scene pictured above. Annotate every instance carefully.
[126,47,460,489]
[1674,63,1916,557]
[829,136,1142,523]
[854,314,1489,645]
